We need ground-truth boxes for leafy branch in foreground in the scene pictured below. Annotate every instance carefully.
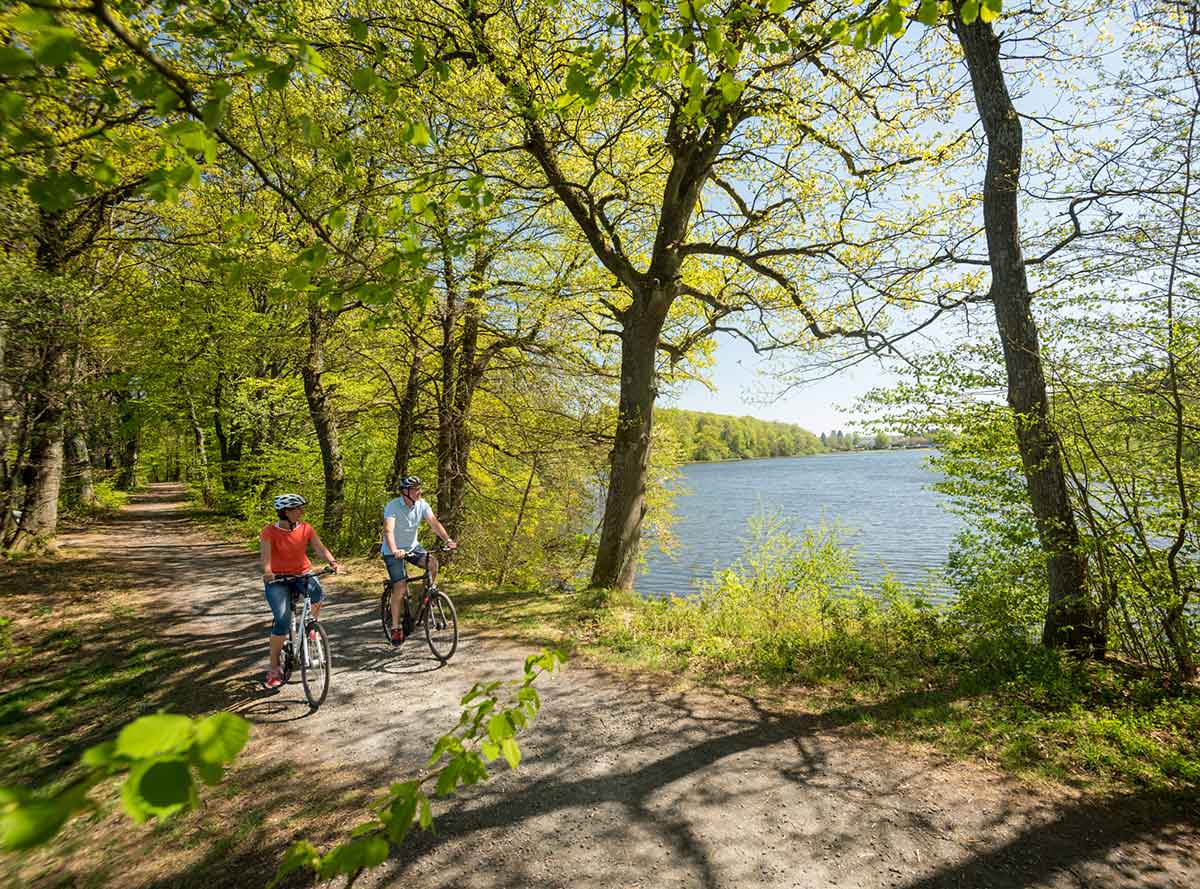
[270,648,567,888]
[0,711,249,851]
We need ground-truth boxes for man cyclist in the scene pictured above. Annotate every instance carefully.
[382,476,456,644]
[260,493,340,688]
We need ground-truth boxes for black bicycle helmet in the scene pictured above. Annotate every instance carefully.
[399,475,422,490]
[273,493,308,510]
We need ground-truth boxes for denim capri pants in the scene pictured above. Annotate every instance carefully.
[264,575,324,637]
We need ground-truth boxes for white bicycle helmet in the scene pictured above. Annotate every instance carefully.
[273,493,308,510]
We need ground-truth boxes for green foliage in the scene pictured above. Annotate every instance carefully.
[590,512,944,680]
[888,647,1200,790]
[271,648,566,886]
[0,712,249,852]
[575,512,1199,790]
[556,0,1004,122]
[657,409,824,462]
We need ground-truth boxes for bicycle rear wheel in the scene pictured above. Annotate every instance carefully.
[300,621,331,708]
[424,590,458,662]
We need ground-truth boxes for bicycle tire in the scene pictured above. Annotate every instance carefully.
[379,583,395,643]
[279,640,295,684]
[424,590,458,662]
[300,620,331,708]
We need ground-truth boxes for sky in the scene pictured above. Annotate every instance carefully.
[661,332,897,435]
[661,7,1129,438]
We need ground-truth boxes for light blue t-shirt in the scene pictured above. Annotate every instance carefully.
[382,496,432,555]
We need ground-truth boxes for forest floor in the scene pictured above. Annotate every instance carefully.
[1,484,1197,889]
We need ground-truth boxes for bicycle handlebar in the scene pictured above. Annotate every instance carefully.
[271,566,340,581]
[386,543,459,557]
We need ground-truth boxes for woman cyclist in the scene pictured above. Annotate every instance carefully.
[260,493,340,689]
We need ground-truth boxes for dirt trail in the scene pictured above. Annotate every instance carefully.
[25,486,1200,887]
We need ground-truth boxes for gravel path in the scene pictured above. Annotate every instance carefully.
[47,485,1200,888]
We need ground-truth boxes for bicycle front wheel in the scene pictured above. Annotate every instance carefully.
[424,591,458,662]
[379,584,394,642]
[300,621,331,708]
[280,640,295,684]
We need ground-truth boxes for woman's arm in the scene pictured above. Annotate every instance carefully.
[260,537,274,582]
[310,530,339,571]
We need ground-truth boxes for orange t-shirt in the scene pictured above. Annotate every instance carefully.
[260,522,315,575]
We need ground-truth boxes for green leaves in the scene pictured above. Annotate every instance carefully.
[269,841,321,889]
[501,738,522,769]
[27,171,93,212]
[192,712,250,766]
[980,0,1004,24]
[202,80,233,130]
[122,758,196,822]
[0,790,74,851]
[403,121,432,148]
[351,67,379,94]
[0,711,249,852]
[0,47,35,77]
[272,649,568,886]
[317,835,390,879]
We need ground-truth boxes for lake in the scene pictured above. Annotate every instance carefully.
[637,449,963,600]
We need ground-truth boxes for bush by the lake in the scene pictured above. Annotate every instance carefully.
[592,515,947,681]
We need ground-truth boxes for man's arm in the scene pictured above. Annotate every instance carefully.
[384,515,404,556]
[425,510,456,548]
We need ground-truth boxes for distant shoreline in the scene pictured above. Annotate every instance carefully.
[682,446,936,466]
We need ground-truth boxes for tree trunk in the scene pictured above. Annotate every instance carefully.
[497,455,538,589]
[301,297,345,541]
[0,319,12,500]
[212,371,244,494]
[9,210,74,550]
[186,396,214,506]
[954,15,1101,654]
[437,262,458,521]
[388,333,423,494]
[590,292,672,590]
[10,343,68,550]
[443,300,481,540]
[117,434,139,490]
[66,426,95,507]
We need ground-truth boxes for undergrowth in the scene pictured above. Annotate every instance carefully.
[575,516,1200,793]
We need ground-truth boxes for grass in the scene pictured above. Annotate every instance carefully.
[0,557,182,788]
[562,581,1200,793]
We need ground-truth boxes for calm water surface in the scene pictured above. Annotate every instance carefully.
[637,449,963,599]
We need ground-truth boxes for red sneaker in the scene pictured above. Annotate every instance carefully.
[390,627,404,646]
[264,669,284,689]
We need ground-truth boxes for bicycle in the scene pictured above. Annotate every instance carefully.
[379,545,459,662]
[272,566,335,708]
